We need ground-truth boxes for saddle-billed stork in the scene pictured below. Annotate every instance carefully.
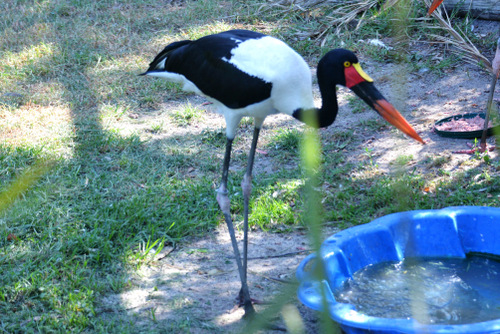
[142,29,424,316]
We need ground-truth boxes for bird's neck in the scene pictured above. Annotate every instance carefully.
[292,78,338,128]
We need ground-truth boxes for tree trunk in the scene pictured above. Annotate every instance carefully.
[442,0,500,21]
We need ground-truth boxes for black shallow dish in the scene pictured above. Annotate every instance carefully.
[434,112,500,139]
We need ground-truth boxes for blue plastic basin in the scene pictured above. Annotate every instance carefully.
[296,206,500,334]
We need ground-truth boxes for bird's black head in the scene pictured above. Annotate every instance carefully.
[316,48,425,144]
[317,49,372,88]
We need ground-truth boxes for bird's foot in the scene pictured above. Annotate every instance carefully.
[236,293,266,306]
[230,299,256,318]
[233,291,287,331]
[243,302,256,319]
[235,289,257,317]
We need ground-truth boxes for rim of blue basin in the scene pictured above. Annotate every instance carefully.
[296,206,500,334]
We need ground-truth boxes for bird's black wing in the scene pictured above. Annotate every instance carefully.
[155,30,273,109]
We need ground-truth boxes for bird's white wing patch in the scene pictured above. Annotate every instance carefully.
[224,36,299,82]
[155,58,167,70]
[225,36,315,114]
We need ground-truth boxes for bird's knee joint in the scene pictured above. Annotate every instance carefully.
[216,191,231,214]
[217,187,228,195]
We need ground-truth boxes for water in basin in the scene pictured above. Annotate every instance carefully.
[334,254,500,325]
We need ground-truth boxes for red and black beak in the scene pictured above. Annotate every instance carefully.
[427,0,444,15]
[345,64,425,144]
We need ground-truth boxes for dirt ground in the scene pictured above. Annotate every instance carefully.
[100,224,338,333]
[99,20,500,333]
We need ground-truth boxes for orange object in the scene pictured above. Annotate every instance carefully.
[427,0,444,15]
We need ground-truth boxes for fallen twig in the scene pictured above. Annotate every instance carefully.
[249,270,294,284]
[247,249,311,260]
[156,243,177,261]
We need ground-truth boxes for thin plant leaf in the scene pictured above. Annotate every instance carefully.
[424,0,493,72]
[0,160,53,213]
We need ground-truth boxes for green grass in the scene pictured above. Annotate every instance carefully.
[200,128,227,148]
[171,102,204,126]
[270,128,302,152]
[393,154,414,167]
[1,0,499,332]
[0,138,221,332]
[250,179,303,230]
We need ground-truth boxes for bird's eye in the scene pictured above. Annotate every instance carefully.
[343,61,351,67]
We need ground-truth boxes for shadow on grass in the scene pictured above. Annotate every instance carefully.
[0,2,225,332]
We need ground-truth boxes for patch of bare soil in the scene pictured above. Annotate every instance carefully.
[100,224,339,333]
[100,20,499,333]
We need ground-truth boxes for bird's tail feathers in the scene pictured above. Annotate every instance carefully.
[142,40,192,74]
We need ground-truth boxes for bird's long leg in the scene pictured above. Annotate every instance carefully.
[239,127,261,305]
[216,138,255,316]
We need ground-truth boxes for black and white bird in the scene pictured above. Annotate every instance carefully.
[142,29,424,316]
